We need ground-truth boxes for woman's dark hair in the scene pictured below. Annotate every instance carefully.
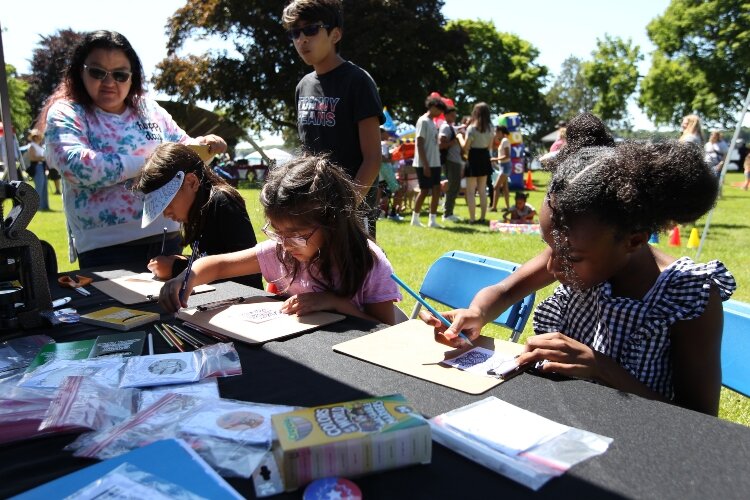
[37,30,145,129]
[470,102,491,133]
[260,153,373,298]
[135,143,245,244]
[547,141,718,239]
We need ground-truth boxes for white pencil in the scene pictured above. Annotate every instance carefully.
[147,332,154,355]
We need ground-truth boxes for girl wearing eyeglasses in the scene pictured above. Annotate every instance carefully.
[159,154,403,326]
[135,143,262,290]
[39,30,227,268]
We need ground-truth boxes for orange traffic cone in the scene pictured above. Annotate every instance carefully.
[525,170,535,190]
[668,226,681,247]
[687,228,700,249]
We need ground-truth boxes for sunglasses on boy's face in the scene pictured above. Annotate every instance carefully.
[287,23,330,40]
[83,64,132,83]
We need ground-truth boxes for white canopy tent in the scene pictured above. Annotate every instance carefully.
[245,147,292,165]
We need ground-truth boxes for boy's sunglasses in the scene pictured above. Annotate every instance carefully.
[83,64,132,83]
[287,24,330,40]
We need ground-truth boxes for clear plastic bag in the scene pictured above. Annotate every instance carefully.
[72,393,295,478]
[0,335,53,377]
[0,374,56,444]
[65,462,207,500]
[68,393,203,457]
[119,344,241,389]
[39,376,138,433]
[17,356,125,389]
[138,378,220,412]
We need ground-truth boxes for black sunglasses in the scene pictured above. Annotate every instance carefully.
[83,64,132,83]
[287,23,330,40]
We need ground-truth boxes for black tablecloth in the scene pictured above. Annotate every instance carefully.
[2,267,750,499]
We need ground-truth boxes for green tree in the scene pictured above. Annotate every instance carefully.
[582,35,642,128]
[639,0,750,126]
[442,19,550,132]
[545,56,596,123]
[154,0,451,132]
[4,64,31,135]
[25,29,86,122]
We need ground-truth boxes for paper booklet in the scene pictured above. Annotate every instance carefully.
[79,307,160,331]
[333,319,526,394]
[176,295,345,344]
[92,272,216,305]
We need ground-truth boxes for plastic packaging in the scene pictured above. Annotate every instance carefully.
[39,376,138,433]
[0,375,56,444]
[72,394,295,478]
[119,343,241,389]
[138,378,220,412]
[17,356,125,389]
[65,462,207,500]
[0,335,53,377]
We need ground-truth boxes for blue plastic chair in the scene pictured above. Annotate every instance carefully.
[722,299,750,398]
[409,250,535,342]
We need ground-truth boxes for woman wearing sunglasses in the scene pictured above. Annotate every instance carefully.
[39,30,227,268]
[159,154,402,326]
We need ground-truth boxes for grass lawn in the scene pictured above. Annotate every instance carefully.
[22,170,750,426]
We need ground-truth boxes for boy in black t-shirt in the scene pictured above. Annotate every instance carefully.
[282,0,384,236]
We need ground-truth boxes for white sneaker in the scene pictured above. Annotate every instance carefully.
[410,213,424,227]
[428,214,443,228]
[442,214,461,222]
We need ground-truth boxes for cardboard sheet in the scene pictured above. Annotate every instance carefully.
[92,273,215,305]
[333,319,525,394]
[176,296,345,344]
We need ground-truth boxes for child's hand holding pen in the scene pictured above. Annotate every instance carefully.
[159,272,194,312]
[417,307,484,348]
[147,255,181,280]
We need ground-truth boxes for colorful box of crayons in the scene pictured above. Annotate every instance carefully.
[271,395,431,491]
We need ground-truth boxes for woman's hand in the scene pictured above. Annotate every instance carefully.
[516,332,599,380]
[196,134,227,155]
[147,255,182,280]
[158,271,193,313]
[281,292,342,316]
[419,307,485,348]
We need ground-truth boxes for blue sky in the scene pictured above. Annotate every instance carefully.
[2,0,674,129]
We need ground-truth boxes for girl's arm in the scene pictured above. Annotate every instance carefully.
[45,102,147,188]
[423,248,556,347]
[669,286,723,415]
[281,293,396,325]
[159,246,261,312]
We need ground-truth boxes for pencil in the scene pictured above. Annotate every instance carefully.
[155,325,175,350]
[179,241,200,304]
[155,323,185,352]
[147,332,154,355]
[181,321,229,342]
[169,324,207,347]
[390,273,474,347]
[160,227,168,255]
[163,323,200,349]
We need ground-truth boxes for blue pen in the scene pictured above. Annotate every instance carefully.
[390,273,474,346]
[179,240,200,305]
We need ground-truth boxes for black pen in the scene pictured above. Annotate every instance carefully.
[160,227,168,255]
[179,240,199,305]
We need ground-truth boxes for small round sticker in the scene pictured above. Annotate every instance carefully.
[303,477,362,500]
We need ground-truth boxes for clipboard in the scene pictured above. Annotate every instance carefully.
[333,319,525,394]
[176,296,345,344]
[92,273,215,305]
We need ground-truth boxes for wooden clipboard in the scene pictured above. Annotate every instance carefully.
[333,319,525,394]
[176,296,345,344]
[92,273,215,305]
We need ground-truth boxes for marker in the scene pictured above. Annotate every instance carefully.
[147,333,154,355]
[390,273,474,347]
[51,296,72,308]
